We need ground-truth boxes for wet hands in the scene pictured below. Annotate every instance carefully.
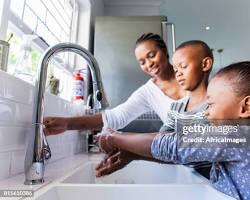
[43,117,69,136]
[95,129,136,177]
[95,149,136,177]
[95,128,118,154]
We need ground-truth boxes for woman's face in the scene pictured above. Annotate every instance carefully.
[206,77,242,120]
[135,40,168,77]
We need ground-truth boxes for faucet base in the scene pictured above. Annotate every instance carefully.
[24,178,44,185]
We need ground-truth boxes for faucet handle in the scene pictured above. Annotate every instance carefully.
[43,136,51,160]
[86,94,93,108]
[96,90,102,101]
[44,146,51,160]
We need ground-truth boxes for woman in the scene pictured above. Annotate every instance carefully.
[44,33,186,135]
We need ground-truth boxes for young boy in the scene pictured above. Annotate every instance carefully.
[97,61,250,200]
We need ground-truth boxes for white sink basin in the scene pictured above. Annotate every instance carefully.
[35,184,234,200]
[32,160,234,200]
[62,161,205,184]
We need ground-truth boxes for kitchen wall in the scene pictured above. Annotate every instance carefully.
[76,0,161,52]
[75,0,104,70]
[76,0,104,52]
[78,0,250,76]
[0,0,9,39]
[104,4,160,16]
[0,71,87,180]
[76,2,92,51]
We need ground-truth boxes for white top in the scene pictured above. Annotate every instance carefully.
[102,79,180,130]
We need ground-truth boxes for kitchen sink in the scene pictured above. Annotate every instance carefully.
[31,160,234,200]
[35,184,234,200]
[61,160,205,184]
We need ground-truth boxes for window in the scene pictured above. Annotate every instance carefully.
[0,0,79,101]
[6,25,42,79]
[9,0,76,46]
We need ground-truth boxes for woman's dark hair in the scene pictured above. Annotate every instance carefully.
[135,33,169,59]
[214,61,250,97]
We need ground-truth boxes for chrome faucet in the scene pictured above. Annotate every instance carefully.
[24,43,109,185]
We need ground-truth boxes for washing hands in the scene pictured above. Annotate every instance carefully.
[95,128,135,177]
[95,128,119,154]
[95,149,137,177]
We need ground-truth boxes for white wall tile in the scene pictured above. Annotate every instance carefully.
[10,150,25,175]
[0,127,26,152]
[0,72,87,180]
[0,71,7,98]
[47,135,60,147]
[0,71,34,105]
[44,93,68,116]
[0,152,11,180]
[15,103,33,125]
[0,97,16,124]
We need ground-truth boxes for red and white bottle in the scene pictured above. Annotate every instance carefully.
[72,71,84,101]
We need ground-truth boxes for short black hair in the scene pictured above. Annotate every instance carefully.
[176,40,214,62]
[214,61,250,97]
[135,33,169,59]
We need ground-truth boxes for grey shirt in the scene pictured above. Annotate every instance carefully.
[159,96,208,133]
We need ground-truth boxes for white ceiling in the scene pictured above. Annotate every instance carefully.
[97,0,250,70]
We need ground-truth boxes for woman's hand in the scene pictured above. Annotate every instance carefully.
[95,149,137,177]
[43,117,69,136]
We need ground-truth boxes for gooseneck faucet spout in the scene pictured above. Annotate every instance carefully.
[24,43,109,185]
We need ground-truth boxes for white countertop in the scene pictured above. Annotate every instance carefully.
[0,153,104,200]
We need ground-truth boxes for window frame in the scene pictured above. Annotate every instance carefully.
[1,0,79,69]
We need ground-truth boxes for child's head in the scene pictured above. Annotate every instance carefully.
[135,33,171,78]
[206,61,250,120]
[172,40,213,91]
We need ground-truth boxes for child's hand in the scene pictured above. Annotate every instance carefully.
[95,128,118,154]
[95,149,136,177]
[95,149,119,176]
